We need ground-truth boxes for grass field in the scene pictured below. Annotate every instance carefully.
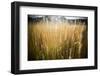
[28,20,88,60]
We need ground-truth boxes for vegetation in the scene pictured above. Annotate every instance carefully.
[28,21,88,60]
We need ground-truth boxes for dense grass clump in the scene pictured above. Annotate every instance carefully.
[28,21,88,60]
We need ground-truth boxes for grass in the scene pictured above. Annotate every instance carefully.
[28,21,88,60]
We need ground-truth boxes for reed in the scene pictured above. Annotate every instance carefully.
[28,21,88,60]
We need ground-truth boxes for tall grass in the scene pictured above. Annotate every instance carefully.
[28,21,88,60]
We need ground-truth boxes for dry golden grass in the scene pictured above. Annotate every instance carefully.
[28,21,88,60]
